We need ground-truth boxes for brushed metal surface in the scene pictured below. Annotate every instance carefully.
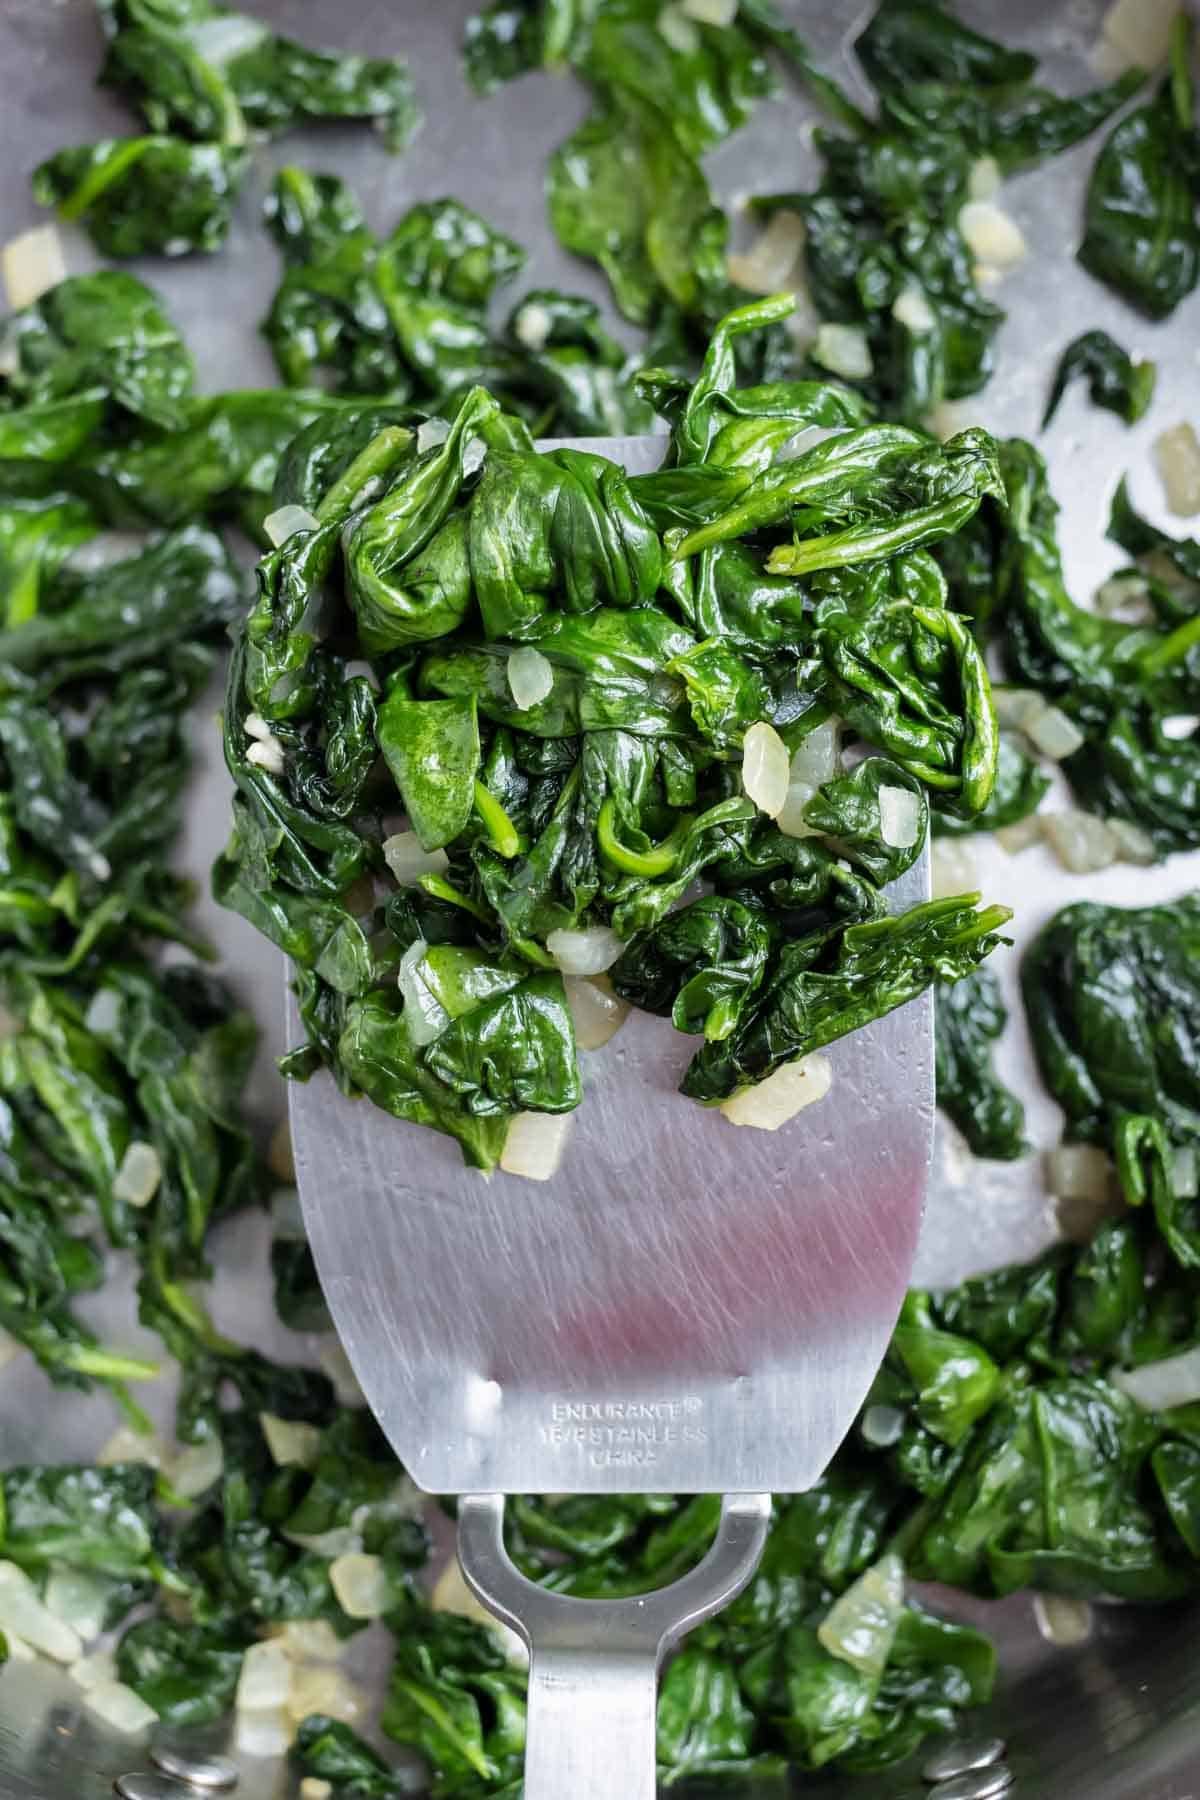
[1,0,1199,1795]
[290,429,935,1498]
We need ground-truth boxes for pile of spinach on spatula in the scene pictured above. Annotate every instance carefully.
[31,0,419,257]
[217,292,1010,1170]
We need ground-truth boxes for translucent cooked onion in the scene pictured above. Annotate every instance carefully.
[69,1650,118,1691]
[416,417,450,453]
[1172,1145,1198,1200]
[2,225,68,311]
[742,721,791,817]
[300,1780,335,1800]
[268,1118,295,1183]
[817,1553,905,1678]
[272,1619,344,1663]
[237,1640,291,1712]
[285,1525,362,1559]
[167,1436,224,1499]
[244,712,272,741]
[44,1570,112,1643]
[260,1412,322,1471]
[382,832,449,885]
[113,1140,161,1210]
[507,646,554,710]
[1112,1345,1200,1412]
[547,926,624,976]
[432,1556,529,1667]
[967,155,1001,201]
[1106,818,1158,866]
[246,737,286,777]
[1040,810,1119,874]
[892,286,935,333]
[84,988,121,1037]
[790,719,840,790]
[992,687,1047,732]
[330,1553,390,1620]
[958,201,1027,267]
[812,323,873,380]
[287,1661,363,1726]
[1027,704,1085,762]
[995,816,1042,855]
[1046,1143,1114,1202]
[98,1426,162,1470]
[878,785,919,849]
[235,1708,293,1759]
[500,1111,572,1182]
[1154,422,1200,517]
[658,1,700,52]
[565,976,629,1051]
[264,505,319,548]
[0,1562,83,1663]
[1033,1592,1094,1646]
[84,1680,158,1735]
[720,1053,832,1131]
[776,781,818,839]
[931,839,978,899]
[513,303,552,351]
[727,210,805,295]
[860,1404,905,1448]
[1098,0,1179,74]
[1163,714,1200,741]
[1094,570,1150,617]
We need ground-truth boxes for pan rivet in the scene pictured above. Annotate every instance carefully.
[928,1763,1014,1800]
[923,1736,1006,1782]
[150,1743,239,1789]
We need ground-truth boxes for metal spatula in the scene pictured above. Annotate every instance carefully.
[288,436,934,1800]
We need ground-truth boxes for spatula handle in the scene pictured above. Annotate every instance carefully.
[457,1491,771,1800]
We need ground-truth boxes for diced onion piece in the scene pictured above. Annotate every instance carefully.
[1154,422,1200,517]
[287,1661,364,1726]
[244,712,272,741]
[84,1680,157,1735]
[2,225,68,311]
[776,782,818,838]
[1163,714,1200,740]
[931,839,978,899]
[463,436,487,477]
[790,719,840,790]
[992,687,1048,732]
[235,1709,293,1759]
[397,938,448,1048]
[0,1563,83,1663]
[727,210,805,295]
[1112,1344,1200,1412]
[319,1338,366,1409]
[69,1650,118,1691]
[268,1118,295,1184]
[264,504,319,548]
[742,721,791,818]
[1106,817,1158,866]
[507,645,554,710]
[1046,1143,1114,1202]
[285,1526,362,1559]
[113,1140,161,1209]
[1033,1592,1093,1646]
[817,1553,905,1678]
[270,1184,305,1240]
[301,1781,335,1800]
[513,303,552,352]
[565,976,629,1051]
[878,784,920,849]
[432,1557,529,1668]
[892,286,935,333]
[44,1570,112,1643]
[246,737,286,777]
[967,155,1001,201]
[382,833,449,886]
[1094,570,1150,617]
[84,987,121,1037]
[1171,1144,1198,1200]
[1027,704,1085,762]
[720,1053,832,1131]
[416,417,450,454]
[260,1412,322,1471]
[812,323,873,380]
[237,1640,291,1712]
[167,1436,224,1500]
[959,200,1027,268]
[925,400,971,441]
[1040,810,1119,875]
[658,1,700,53]
[501,1111,572,1182]
[98,1427,162,1470]
[272,1619,344,1663]
[547,926,624,976]
[682,0,737,20]
[1098,0,1178,73]
[995,816,1042,855]
[861,1404,905,1448]
[330,1553,390,1620]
